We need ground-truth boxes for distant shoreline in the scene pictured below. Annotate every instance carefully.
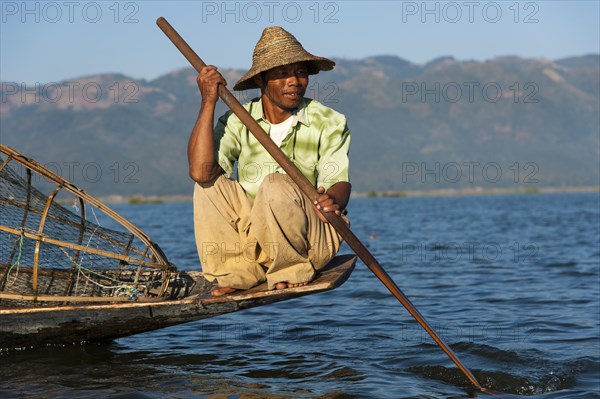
[354,185,600,198]
[98,186,599,204]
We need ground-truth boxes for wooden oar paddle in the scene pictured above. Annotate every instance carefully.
[156,17,482,391]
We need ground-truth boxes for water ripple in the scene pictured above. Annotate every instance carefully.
[1,194,599,398]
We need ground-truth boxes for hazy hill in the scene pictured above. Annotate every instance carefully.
[1,54,598,196]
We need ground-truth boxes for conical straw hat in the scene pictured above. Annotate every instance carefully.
[233,26,335,91]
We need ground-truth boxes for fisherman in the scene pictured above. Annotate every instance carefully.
[188,26,351,296]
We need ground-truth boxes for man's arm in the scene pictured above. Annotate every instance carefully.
[188,66,226,183]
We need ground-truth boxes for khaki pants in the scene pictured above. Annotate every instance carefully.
[193,173,345,290]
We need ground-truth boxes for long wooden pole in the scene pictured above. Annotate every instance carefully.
[156,17,481,390]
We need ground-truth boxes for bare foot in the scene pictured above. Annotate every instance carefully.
[274,281,309,290]
[211,287,238,297]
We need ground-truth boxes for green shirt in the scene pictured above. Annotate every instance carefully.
[214,97,351,198]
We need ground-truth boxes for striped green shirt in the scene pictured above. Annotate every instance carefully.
[214,97,351,198]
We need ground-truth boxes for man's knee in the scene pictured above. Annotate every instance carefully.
[262,172,290,187]
[256,173,297,200]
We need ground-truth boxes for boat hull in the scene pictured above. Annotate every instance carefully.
[0,254,356,351]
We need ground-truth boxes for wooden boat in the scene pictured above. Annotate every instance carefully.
[0,145,356,351]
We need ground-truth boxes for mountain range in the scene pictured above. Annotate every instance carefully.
[1,54,598,196]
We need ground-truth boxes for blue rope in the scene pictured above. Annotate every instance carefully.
[60,248,140,300]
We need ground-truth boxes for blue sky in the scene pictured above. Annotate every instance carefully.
[1,1,599,84]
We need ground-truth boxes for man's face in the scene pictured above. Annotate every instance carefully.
[257,62,309,111]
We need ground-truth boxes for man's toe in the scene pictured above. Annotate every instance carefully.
[211,287,238,297]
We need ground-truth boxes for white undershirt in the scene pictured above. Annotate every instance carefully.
[269,115,294,147]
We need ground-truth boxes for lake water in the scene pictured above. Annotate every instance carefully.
[1,193,599,398]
